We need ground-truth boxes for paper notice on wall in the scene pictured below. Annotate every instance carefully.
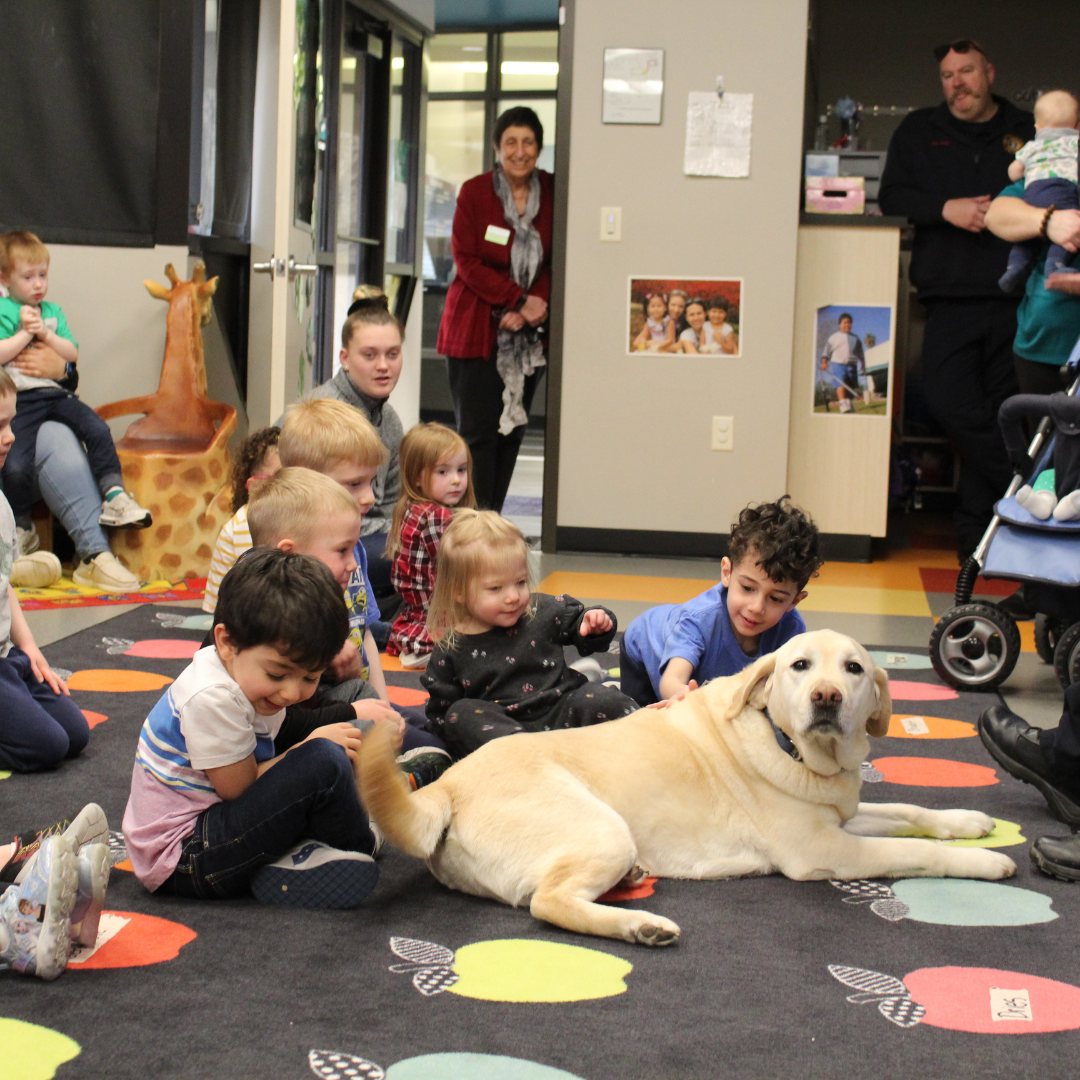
[603,48,664,124]
[684,91,753,177]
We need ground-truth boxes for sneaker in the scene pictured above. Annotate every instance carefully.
[70,844,110,947]
[9,551,62,588]
[396,746,453,791]
[249,840,379,908]
[399,650,430,670]
[0,835,79,980]
[73,551,140,592]
[15,525,39,556]
[2,803,109,886]
[98,490,152,529]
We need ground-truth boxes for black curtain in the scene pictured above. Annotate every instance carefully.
[213,0,261,241]
[0,1,162,246]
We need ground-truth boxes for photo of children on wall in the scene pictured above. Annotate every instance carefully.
[627,277,742,357]
[813,304,892,416]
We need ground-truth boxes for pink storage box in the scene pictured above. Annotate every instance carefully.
[805,176,865,214]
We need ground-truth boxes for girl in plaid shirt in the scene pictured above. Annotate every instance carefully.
[384,424,476,666]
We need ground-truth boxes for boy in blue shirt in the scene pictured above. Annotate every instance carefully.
[620,498,822,705]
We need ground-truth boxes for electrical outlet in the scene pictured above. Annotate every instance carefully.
[711,415,734,451]
[600,206,622,241]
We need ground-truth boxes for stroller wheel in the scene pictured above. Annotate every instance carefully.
[930,603,1021,690]
[1035,614,1064,666]
[1053,621,1080,689]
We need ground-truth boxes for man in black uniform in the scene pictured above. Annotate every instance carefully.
[880,40,1034,561]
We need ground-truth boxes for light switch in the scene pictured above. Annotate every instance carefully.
[600,206,622,241]
[711,416,734,451]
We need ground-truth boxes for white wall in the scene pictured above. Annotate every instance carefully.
[557,0,808,536]
[46,244,191,423]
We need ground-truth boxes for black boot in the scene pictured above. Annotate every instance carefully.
[1031,833,1080,882]
[978,705,1080,825]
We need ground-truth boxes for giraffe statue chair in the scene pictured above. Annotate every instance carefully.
[95,262,237,582]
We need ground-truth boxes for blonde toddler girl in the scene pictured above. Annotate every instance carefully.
[385,423,476,667]
[420,509,638,758]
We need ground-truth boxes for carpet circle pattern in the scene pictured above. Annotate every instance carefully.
[890,880,1057,926]
[0,1017,81,1080]
[870,756,1000,787]
[886,714,976,739]
[65,669,174,692]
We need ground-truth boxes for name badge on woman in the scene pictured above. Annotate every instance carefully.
[484,225,511,245]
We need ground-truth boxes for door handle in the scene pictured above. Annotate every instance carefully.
[253,258,286,277]
[288,257,319,279]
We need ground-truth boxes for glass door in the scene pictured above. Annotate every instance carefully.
[315,0,422,383]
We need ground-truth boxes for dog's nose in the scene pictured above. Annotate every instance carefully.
[811,685,843,707]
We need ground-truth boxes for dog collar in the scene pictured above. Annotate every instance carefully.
[764,709,802,762]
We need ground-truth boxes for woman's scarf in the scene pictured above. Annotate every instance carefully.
[492,163,546,434]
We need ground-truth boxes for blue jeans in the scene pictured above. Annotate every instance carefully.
[157,738,376,899]
[3,389,123,522]
[33,421,111,560]
[0,646,90,771]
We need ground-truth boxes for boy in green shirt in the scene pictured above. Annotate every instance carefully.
[0,231,152,562]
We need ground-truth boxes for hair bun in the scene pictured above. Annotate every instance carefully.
[347,295,390,316]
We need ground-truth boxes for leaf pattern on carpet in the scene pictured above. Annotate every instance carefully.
[309,1049,385,1079]
[828,964,925,1028]
[388,936,459,996]
[830,880,911,921]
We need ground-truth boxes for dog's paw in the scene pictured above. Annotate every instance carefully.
[931,809,995,839]
[629,915,681,947]
[617,864,649,889]
[966,849,1017,880]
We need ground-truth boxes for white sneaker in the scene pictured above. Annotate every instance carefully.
[15,525,39,556]
[1053,490,1080,522]
[249,840,379,908]
[10,551,62,588]
[399,650,430,669]
[98,491,152,529]
[73,552,140,592]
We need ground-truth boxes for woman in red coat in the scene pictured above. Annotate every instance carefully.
[437,106,554,512]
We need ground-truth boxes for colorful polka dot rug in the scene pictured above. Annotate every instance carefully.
[3,607,1080,1079]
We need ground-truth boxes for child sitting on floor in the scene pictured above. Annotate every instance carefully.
[385,423,476,668]
[245,467,449,787]
[0,231,151,560]
[202,426,280,614]
[421,509,639,759]
[0,367,91,774]
[123,549,383,908]
[620,497,821,706]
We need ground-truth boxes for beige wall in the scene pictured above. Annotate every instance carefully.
[557,0,808,536]
[45,243,190,421]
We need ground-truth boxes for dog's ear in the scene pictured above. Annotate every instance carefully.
[867,663,891,738]
[736,651,778,714]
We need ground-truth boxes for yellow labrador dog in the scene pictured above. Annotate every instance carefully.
[359,630,1015,946]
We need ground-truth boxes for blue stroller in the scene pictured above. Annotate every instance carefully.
[930,356,1080,691]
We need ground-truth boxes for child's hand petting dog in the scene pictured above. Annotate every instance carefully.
[330,640,365,682]
[580,609,613,636]
[353,700,405,745]
[645,680,699,710]
[304,722,365,761]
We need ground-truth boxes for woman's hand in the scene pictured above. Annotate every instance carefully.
[10,341,67,381]
[519,295,548,327]
[499,311,526,332]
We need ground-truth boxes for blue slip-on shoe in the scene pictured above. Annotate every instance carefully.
[250,840,379,908]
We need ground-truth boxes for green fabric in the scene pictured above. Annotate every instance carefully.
[1002,180,1080,366]
[1033,468,1056,493]
[0,296,77,348]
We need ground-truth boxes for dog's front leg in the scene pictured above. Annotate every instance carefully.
[777,832,1016,882]
[844,802,995,840]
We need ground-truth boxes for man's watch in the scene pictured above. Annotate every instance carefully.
[64,361,77,381]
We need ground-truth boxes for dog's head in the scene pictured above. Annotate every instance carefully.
[731,630,890,775]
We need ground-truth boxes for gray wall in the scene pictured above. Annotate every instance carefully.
[556,0,809,536]
[808,0,1080,152]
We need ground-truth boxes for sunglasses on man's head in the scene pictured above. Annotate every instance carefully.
[933,39,987,62]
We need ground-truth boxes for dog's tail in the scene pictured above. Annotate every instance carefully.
[356,724,452,859]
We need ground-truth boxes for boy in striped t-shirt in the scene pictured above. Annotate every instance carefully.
[122,549,383,908]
